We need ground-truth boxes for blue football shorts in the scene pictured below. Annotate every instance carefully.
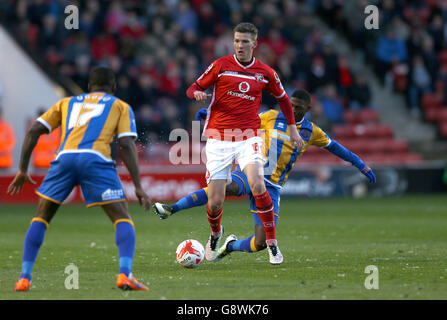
[36,152,126,207]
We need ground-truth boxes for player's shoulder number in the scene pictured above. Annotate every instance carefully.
[68,102,105,129]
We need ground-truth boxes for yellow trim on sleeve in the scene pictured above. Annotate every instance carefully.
[203,187,208,195]
[114,219,135,229]
[31,217,49,229]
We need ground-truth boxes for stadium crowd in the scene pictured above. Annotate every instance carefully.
[0,0,376,147]
[316,0,447,118]
[1,0,445,163]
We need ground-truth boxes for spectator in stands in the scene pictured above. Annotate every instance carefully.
[349,73,373,111]
[375,28,408,81]
[173,1,198,33]
[0,106,15,169]
[295,40,316,81]
[90,31,118,62]
[307,55,331,93]
[308,98,333,135]
[136,104,172,145]
[436,64,447,105]
[408,55,432,117]
[3,0,384,151]
[336,55,353,95]
[319,84,344,124]
[114,74,134,106]
[427,14,445,52]
[420,35,439,82]
[37,14,61,50]
[261,28,289,68]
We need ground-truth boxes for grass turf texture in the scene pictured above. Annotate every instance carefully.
[0,195,446,300]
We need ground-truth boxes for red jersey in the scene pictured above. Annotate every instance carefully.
[188,54,294,140]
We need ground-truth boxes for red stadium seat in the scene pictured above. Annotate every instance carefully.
[372,124,393,138]
[358,109,379,124]
[383,139,409,154]
[368,138,388,153]
[440,121,447,138]
[425,107,441,122]
[343,110,359,124]
[305,145,326,155]
[352,124,369,137]
[436,108,447,123]
[439,50,447,66]
[421,94,442,110]
[333,125,356,139]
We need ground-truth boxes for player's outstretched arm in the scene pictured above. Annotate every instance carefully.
[7,121,48,195]
[325,140,376,183]
[118,136,151,210]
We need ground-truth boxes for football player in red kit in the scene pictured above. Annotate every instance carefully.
[184,22,304,264]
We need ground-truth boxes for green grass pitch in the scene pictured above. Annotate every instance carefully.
[0,195,446,300]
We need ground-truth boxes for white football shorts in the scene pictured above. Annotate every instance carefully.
[205,136,265,184]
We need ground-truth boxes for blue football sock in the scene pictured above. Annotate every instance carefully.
[172,188,208,213]
[20,219,48,280]
[227,235,255,253]
[115,220,135,277]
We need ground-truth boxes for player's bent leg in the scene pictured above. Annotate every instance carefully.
[153,202,174,219]
[244,163,277,242]
[154,173,246,220]
[153,187,210,219]
[14,198,59,292]
[221,226,267,258]
[102,202,148,291]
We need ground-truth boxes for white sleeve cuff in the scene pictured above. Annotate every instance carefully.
[118,132,138,140]
[37,117,52,133]
[275,91,286,99]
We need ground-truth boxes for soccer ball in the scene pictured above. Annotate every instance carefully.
[176,239,205,268]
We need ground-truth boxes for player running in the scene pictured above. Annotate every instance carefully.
[185,22,304,265]
[154,89,376,261]
[8,67,151,291]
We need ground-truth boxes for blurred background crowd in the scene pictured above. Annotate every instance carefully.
[0,0,446,166]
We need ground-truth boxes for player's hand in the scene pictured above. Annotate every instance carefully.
[193,91,211,102]
[360,166,376,183]
[195,108,208,121]
[7,171,36,195]
[289,125,305,151]
[135,187,151,210]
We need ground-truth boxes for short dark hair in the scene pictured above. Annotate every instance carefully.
[291,89,311,106]
[88,67,116,91]
[233,22,258,40]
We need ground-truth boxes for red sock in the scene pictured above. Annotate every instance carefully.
[206,203,222,234]
[254,190,276,241]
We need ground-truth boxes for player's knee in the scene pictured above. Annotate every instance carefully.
[207,199,224,213]
[250,180,266,195]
